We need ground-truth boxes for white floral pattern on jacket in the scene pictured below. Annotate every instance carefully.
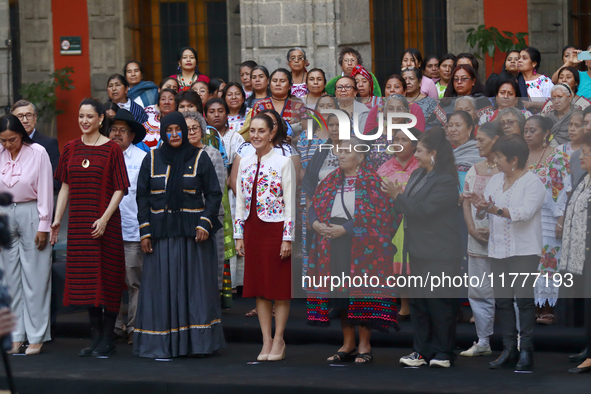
[234,149,296,241]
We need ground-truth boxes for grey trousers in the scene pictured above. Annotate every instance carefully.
[467,255,495,341]
[490,255,538,350]
[116,241,144,334]
[0,201,52,343]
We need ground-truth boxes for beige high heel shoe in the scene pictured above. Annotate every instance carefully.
[7,342,23,355]
[25,343,43,356]
[267,342,285,362]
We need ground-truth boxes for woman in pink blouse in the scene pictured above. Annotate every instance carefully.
[0,114,53,355]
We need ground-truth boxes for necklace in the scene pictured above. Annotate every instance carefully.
[81,134,101,168]
[503,167,528,191]
[485,160,497,173]
[179,72,197,87]
[527,145,548,171]
[408,92,421,103]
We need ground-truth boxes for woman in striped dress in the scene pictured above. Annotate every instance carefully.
[51,98,130,358]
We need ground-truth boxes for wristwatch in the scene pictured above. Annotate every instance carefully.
[496,207,504,216]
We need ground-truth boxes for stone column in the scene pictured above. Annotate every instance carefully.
[0,0,11,109]
[528,0,568,76]
[239,0,371,80]
[87,0,127,101]
[18,0,54,84]
[446,0,485,79]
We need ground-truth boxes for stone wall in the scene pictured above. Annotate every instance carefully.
[446,0,485,79]
[87,0,127,101]
[0,0,11,111]
[18,0,54,84]
[239,0,372,80]
[527,0,567,76]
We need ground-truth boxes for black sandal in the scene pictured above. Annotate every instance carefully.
[355,352,373,364]
[327,348,357,363]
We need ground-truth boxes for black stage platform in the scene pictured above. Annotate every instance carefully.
[1,298,589,393]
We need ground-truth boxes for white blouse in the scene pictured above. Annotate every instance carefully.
[234,149,296,241]
[484,171,546,259]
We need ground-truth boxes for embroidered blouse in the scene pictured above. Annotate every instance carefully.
[142,105,162,149]
[484,171,546,259]
[234,149,296,241]
[525,75,554,99]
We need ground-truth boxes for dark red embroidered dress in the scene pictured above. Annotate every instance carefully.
[55,139,130,312]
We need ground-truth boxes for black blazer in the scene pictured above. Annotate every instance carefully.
[394,168,463,261]
[31,130,61,191]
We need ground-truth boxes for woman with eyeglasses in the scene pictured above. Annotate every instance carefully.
[333,76,369,132]
[287,47,308,98]
[325,47,382,97]
[134,112,224,358]
[427,65,492,129]
[543,67,591,115]
[183,111,228,301]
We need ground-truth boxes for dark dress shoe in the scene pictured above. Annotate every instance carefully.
[79,328,102,357]
[489,347,519,369]
[515,349,533,371]
[569,348,588,363]
[568,365,591,374]
[91,336,116,358]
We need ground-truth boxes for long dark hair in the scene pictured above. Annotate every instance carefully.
[0,114,34,146]
[401,48,424,69]
[521,47,542,72]
[419,127,458,184]
[177,46,201,76]
[222,82,247,117]
[501,50,520,74]
[260,108,288,150]
[453,53,479,73]
[270,68,293,98]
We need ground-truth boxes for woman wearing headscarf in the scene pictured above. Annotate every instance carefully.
[351,65,381,109]
[307,137,398,364]
[134,112,225,358]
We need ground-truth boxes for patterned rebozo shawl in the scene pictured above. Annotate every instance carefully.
[306,161,399,332]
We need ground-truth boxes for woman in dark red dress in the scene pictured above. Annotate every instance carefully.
[234,114,296,361]
[50,98,130,358]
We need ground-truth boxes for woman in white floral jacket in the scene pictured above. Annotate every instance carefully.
[234,114,296,362]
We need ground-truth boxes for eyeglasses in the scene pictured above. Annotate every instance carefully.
[187,126,202,134]
[581,150,591,157]
[342,59,357,64]
[387,106,408,113]
[336,85,354,91]
[109,127,130,134]
[500,120,517,128]
[195,89,208,94]
[15,113,35,121]
[453,77,474,83]
[289,56,305,62]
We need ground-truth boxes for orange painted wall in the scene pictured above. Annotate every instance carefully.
[51,0,92,150]
[483,0,529,76]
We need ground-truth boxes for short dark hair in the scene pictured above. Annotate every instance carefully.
[558,66,580,94]
[123,61,143,76]
[477,121,504,140]
[240,60,257,70]
[306,68,327,85]
[338,47,363,66]
[107,74,129,89]
[204,97,229,116]
[402,67,422,82]
[270,68,293,86]
[175,90,203,114]
[158,88,177,103]
[454,53,480,73]
[384,74,407,92]
[159,77,179,91]
[222,82,247,117]
[335,75,357,90]
[492,134,529,169]
[440,53,456,64]
[583,106,591,119]
[251,65,270,79]
[0,114,34,145]
[449,110,475,139]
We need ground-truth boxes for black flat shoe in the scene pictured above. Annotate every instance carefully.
[327,348,357,363]
[568,365,591,374]
[355,352,373,364]
[569,348,588,363]
[515,349,533,371]
[489,347,519,369]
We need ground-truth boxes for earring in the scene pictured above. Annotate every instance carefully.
[430,156,435,166]
[512,166,515,171]
[542,141,547,148]
[269,139,272,142]
[533,69,537,75]
[177,65,181,72]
